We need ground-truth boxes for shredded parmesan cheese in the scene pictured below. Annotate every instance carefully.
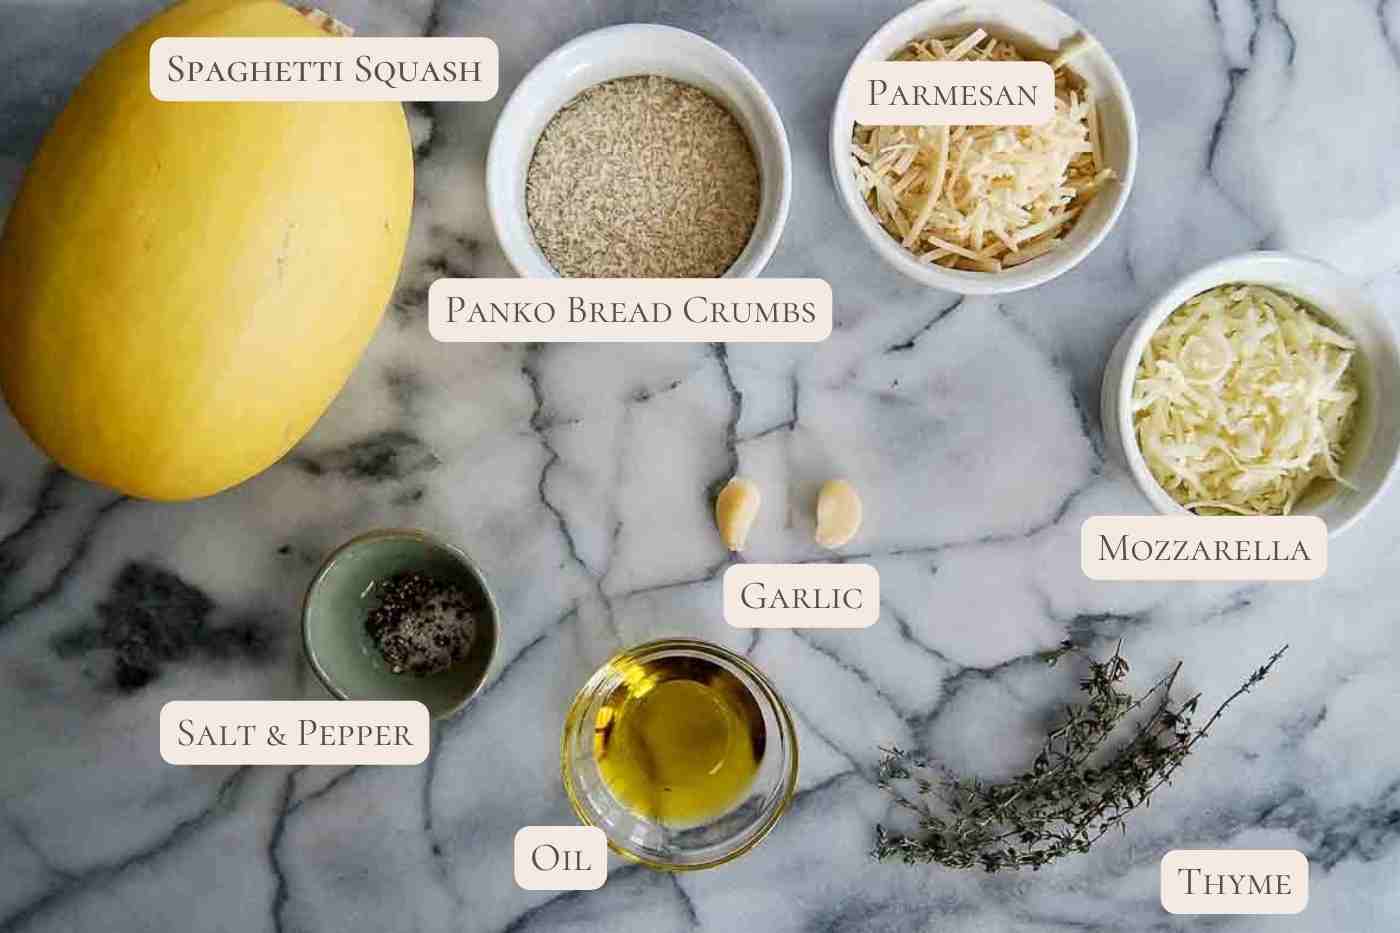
[1131,285,1361,516]
[850,30,1115,271]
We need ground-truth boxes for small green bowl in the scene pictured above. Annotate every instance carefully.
[302,529,500,719]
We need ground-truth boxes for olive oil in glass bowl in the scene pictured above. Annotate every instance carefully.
[561,639,798,870]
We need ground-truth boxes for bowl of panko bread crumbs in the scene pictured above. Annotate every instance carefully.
[486,24,791,279]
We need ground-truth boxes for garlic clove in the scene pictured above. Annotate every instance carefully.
[715,476,761,552]
[815,479,862,549]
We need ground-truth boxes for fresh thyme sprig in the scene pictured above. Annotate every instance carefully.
[873,641,1287,872]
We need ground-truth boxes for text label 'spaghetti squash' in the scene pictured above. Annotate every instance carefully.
[0,0,413,500]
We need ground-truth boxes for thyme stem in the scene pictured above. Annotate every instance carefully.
[873,642,1287,872]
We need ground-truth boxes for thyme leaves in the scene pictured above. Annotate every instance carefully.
[873,641,1287,872]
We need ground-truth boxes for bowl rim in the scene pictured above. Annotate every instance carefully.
[1111,249,1400,536]
[485,22,793,280]
[301,528,502,719]
[827,0,1139,295]
[560,637,800,871]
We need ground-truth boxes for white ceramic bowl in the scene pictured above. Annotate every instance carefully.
[829,0,1137,295]
[486,24,791,279]
[1102,252,1400,536]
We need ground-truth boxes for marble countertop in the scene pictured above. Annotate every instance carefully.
[3,1,1400,930]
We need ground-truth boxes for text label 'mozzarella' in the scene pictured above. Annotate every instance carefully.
[1081,516,1326,581]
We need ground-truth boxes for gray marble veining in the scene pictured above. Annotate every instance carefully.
[2,1,1400,930]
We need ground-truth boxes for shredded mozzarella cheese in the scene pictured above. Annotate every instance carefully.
[1131,285,1361,516]
[850,30,1115,271]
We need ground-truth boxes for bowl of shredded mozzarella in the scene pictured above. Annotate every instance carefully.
[1103,252,1400,535]
[831,0,1137,294]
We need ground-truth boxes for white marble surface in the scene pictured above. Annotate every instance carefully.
[3,1,1400,930]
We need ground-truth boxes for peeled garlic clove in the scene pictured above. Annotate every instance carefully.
[815,479,862,549]
[715,477,761,552]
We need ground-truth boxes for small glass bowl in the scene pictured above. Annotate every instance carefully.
[561,639,798,871]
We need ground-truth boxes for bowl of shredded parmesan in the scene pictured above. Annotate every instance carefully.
[831,0,1136,294]
[1104,252,1400,534]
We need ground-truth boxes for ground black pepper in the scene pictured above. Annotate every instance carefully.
[364,571,477,676]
